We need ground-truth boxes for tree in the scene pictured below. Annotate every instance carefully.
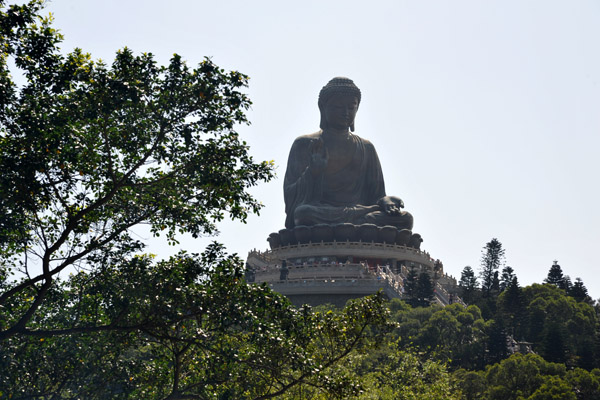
[415,272,434,307]
[403,265,418,304]
[499,266,515,292]
[353,342,462,400]
[459,265,478,304]
[402,268,433,308]
[0,2,391,397]
[453,369,486,400]
[286,337,462,400]
[479,238,505,297]
[520,376,576,400]
[491,270,500,295]
[566,368,600,400]
[569,277,590,303]
[480,353,566,400]
[485,319,508,365]
[542,321,567,364]
[0,245,392,398]
[561,275,573,293]
[389,301,488,370]
[1,0,274,340]
[545,261,565,287]
[454,353,600,400]
[497,276,526,339]
[521,284,598,369]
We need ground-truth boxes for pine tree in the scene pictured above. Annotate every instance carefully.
[459,266,478,304]
[544,261,565,287]
[416,272,434,307]
[404,265,418,304]
[594,319,600,369]
[569,278,590,303]
[560,275,572,292]
[498,277,525,339]
[486,320,508,364]
[479,238,505,297]
[491,271,501,295]
[499,266,515,292]
[542,322,567,363]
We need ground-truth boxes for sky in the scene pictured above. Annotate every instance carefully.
[39,0,600,298]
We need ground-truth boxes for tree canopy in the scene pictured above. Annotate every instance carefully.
[0,2,392,398]
[0,0,274,340]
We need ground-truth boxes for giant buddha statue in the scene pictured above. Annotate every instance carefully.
[283,77,414,232]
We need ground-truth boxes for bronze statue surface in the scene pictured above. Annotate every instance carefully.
[283,77,413,231]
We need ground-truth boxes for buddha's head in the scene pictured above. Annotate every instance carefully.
[318,77,361,131]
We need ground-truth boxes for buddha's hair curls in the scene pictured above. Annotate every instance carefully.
[318,77,361,131]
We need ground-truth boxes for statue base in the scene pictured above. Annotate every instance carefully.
[246,236,460,308]
[268,223,423,250]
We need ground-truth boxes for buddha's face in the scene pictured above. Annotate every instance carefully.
[323,94,359,130]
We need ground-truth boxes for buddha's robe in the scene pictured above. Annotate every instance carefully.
[284,131,387,229]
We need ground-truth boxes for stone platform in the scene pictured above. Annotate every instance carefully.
[246,240,459,307]
[267,223,422,250]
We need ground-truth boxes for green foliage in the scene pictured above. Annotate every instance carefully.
[569,278,591,304]
[484,319,508,365]
[278,340,461,400]
[499,266,515,292]
[527,376,577,400]
[544,261,592,304]
[566,368,600,400]
[403,265,418,303]
[454,354,600,400]
[353,342,462,400]
[479,238,505,297]
[402,268,434,308]
[1,0,274,339]
[484,354,562,400]
[545,261,566,288]
[496,276,526,339]
[390,300,488,369]
[453,369,486,400]
[458,265,478,304]
[385,278,599,376]
[522,284,598,368]
[0,244,392,398]
[415,272,434,306]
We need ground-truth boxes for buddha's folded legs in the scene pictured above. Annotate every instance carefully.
[294,204,359,226]
[293,204,413,230]
[363,211,413,231]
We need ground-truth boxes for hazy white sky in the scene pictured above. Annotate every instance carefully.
[41,0,600,298]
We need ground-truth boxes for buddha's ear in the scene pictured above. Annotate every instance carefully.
[350,122,355,132]
[319,111,327,130]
